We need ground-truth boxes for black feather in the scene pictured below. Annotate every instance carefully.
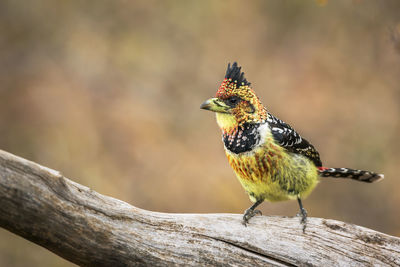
[267,113,322,167]
[223,123,260,154]
[225,62,251,86]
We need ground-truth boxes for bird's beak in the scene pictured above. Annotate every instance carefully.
[200,98,229,113]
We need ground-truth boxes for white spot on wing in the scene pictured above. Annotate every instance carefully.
[257,122,271,147]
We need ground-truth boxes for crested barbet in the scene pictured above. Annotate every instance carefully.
[200,62,384,231]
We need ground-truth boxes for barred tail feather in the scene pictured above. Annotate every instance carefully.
[318,167,384,183]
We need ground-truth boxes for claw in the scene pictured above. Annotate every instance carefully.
[242,209,262,226]
[296,197,308,233]
[297,208,308,233]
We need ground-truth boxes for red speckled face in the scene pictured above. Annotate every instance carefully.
[216,78,236,99]
[215,78,267,125]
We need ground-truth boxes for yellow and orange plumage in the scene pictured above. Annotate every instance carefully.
[201,62,384,231]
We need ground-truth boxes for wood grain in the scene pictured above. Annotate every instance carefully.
[0,149,399,266]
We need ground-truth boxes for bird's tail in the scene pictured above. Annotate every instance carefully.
[318,167,384,183]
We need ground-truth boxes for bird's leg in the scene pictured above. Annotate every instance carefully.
[296,197,308,233]
[242,199,263,226]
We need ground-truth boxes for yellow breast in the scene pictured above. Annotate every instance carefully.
[225,137,319,203]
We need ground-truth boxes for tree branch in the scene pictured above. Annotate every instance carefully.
[0,149,399,266]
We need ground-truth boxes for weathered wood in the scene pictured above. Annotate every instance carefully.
[0,149,399,266]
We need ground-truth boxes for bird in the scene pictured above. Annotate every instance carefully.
[200,62,384,232]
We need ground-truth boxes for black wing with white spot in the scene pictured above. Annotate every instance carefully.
[266,112,322,167]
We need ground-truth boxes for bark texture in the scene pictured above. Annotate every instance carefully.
[0,149,399,266]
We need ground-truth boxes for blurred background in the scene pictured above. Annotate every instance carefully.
[1,0,400,265]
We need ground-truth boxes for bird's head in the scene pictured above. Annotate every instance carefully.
[201,62,266,132]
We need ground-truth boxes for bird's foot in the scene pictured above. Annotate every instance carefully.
[296,207,308,233]
[242,208,262,226]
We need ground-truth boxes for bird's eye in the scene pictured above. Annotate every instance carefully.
[226,96,240,106]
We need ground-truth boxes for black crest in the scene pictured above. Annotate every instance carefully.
[225,62,251,86]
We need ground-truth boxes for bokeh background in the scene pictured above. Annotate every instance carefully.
[1,0,400,266]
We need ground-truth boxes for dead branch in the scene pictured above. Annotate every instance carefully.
[0,149,399,266]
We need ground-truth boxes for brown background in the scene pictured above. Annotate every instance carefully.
[1,0,399,266]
